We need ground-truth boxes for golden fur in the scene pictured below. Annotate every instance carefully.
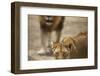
[51,42,70,59]
[62,32,88,58]
[38,16,65,55]
[51,32,87,59]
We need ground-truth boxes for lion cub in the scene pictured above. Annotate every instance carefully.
[51,32,87,59]
[51,42,70,59]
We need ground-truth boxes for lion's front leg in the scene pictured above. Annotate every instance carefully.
[38,30,52,55]
[37,30,48,55]
[55,30,61,42]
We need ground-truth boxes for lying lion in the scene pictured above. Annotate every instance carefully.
[51,32,88,59]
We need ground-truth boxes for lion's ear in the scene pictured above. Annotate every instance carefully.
[68,44,72,49]
[70,38,78,54]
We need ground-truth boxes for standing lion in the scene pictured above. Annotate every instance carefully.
[38,16,65,55]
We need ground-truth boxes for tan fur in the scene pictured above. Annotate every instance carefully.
[51,32,87,59]
[51,42,69,59]
[39,16,64,54]
[62,32,88,58]
[40,16,62,30]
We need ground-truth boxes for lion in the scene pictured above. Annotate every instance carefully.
[38,16,65,55]
[51,32,87,59]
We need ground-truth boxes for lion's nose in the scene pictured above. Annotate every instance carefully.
[45,16,53,22]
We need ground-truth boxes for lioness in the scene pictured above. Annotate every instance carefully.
[51,32,87,59]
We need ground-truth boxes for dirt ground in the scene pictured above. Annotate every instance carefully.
[28,15,88,60]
